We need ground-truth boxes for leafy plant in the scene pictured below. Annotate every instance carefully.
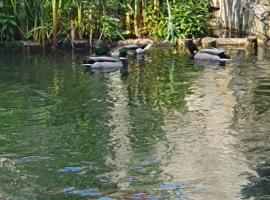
[0,0,212,46]
[101,16,122,40]
[144,5,166,38]
[171,1,211,38]
[144,0,211,43]
[0,13,17,42]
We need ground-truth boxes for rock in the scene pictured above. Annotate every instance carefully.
[72,39,89,50]
[201,37,257,52]
[21,40,40,47]
[57,166,86,173]
[158,182,188,190]
[1,41,40,52]
[202,37,217,48]
[245,36,258,53]
[216,38,246,47]
[117,38,153,46]
[16,156,50,163]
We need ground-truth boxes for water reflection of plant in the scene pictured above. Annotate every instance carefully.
[241,162,270,199]
[0,52,119,198]
[125,50,202,110]
[0,50,204,199]
[230,58,270,200]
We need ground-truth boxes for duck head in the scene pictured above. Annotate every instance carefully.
[185,39,199,55]
[94,46,110,56]
[119,48,128,58]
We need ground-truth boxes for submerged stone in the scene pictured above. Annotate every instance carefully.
[0,153,16,158]
[16,156,50,163]
[58,166,86,173]
[124,176,134,183]
[62,187,76,194]
[72,188,101,197]
[96,174,111,179]
[139,159,160,167]
[62,187,101,197]
[95,174,113,183]
[99,197,116,200]
[159,182,187,190]
[129,192,161,200]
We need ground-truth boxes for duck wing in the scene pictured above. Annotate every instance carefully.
[87,56,119,62]
[199,48,225,55]
[91,61,123,69]
[142,43,152,52]
[200,48,230,59]
[111,44,146,53]
[122,44,147,50]
[194,52,221,61]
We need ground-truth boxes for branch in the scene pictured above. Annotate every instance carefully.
[245,3,270,27]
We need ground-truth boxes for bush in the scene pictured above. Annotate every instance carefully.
[144,0,211,43]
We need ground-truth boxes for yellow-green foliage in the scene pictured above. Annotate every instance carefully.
[0,0,211,46]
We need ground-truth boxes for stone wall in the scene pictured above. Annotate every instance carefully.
[211,0,270,44]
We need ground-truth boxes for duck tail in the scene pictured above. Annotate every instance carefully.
[82,57,96,67]
[81,63,93,67]
[142,43,152,52]
[219,52,230,60]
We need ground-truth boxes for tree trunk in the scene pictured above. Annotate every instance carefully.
[52,0,58,47]
[140,0,145,33]
[154,0,160,17]
[77,2,83,40]
[126,0,132,32]
[134,0,140,37]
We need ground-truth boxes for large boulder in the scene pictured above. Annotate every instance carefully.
[117,38,153,46]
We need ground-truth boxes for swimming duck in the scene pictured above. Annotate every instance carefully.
[185,39,230,62]
[110,43,152,57]
[82,48,128,69]
[82,56,125,68]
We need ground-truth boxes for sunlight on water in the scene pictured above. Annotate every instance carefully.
[0,49,269,199]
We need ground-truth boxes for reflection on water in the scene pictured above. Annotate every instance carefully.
[230,51,270,199]
[163,65,251,199]
[0,49,269,199]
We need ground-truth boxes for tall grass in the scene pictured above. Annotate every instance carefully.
[0,0,211,47]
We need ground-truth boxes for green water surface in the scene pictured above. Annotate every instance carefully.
[0,49,269,200]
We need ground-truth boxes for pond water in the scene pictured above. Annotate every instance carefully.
[0,48,269,200]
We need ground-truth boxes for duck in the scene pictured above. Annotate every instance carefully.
[110,43,152,57]
[185,39,230,62]
[82,48,128,69]
[82,56,125,69]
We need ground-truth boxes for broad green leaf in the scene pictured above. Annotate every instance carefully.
[2,24,7,31]
[9,20,17,26]
[8,27,14,35]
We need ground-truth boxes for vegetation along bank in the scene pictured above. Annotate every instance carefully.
[0,0,213,48]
